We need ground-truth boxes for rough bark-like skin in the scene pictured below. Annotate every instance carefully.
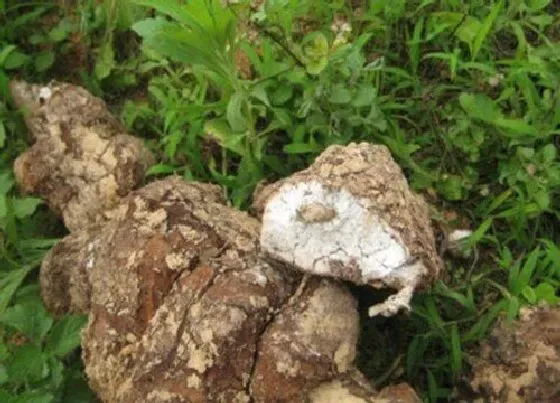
[40,226,99,316]
[40,176,369,402]
[470,306,560,402]
[10,80,154,231]
[308,376,421,403]
[255,143,442,316]
[251,277,359,401]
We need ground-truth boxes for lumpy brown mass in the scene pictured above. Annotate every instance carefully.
[11,80,154,231]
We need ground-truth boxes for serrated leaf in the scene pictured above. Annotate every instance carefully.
[45,314,88,358]
[1,302,53,343]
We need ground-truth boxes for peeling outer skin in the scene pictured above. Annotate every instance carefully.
[42,176,364,402]
[255,143,443,317]
[10,80,154,232]
[469,306,560,403]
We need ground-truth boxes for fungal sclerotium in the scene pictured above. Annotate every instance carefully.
[255,143,443,317]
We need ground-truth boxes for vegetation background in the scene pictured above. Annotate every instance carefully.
[0,0,558,401]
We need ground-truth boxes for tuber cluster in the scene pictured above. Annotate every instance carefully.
[13,81,441,402]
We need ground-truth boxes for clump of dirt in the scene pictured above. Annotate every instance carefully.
[11,80,154,232]
[470,306,560,402]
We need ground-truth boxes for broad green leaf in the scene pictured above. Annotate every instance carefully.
[7,344,47,383]
[0,172,14,194]
[493,117,537,136]
[455,16,481,53]
[271,85,293,105]
[3,51,29,70]
[329,85,352,104]
[352,86,376,107]
[95,42,116,80]
[0,44,16,65]
[13,197,42,219]
[45,315,88,357]
[540,144,556,163]
[226,91,248,132]
[48,18,73,42]
[1,302,53,343]
[534,283,560,304]
[34,51,55,72]
[521,285,537,304]
[528,0,550,10]
[301,32,329,75]
[0,267,32,315]
[459,93,501,122]
[250,83,271,107]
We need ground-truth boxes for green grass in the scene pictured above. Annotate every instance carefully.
[1,0,559,401]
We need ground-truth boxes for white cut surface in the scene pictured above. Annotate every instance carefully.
[261,181,416,284]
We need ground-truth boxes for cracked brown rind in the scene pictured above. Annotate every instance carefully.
[41,177,370,402]
[10,80,154,231]
[470,306,560,402]
[254,142,442,289]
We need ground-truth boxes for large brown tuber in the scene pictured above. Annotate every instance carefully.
[41,177,397,402]
[20,84,425,402]
[470,306,560,402]
[255,142,442,317]
[11,80,154,231]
